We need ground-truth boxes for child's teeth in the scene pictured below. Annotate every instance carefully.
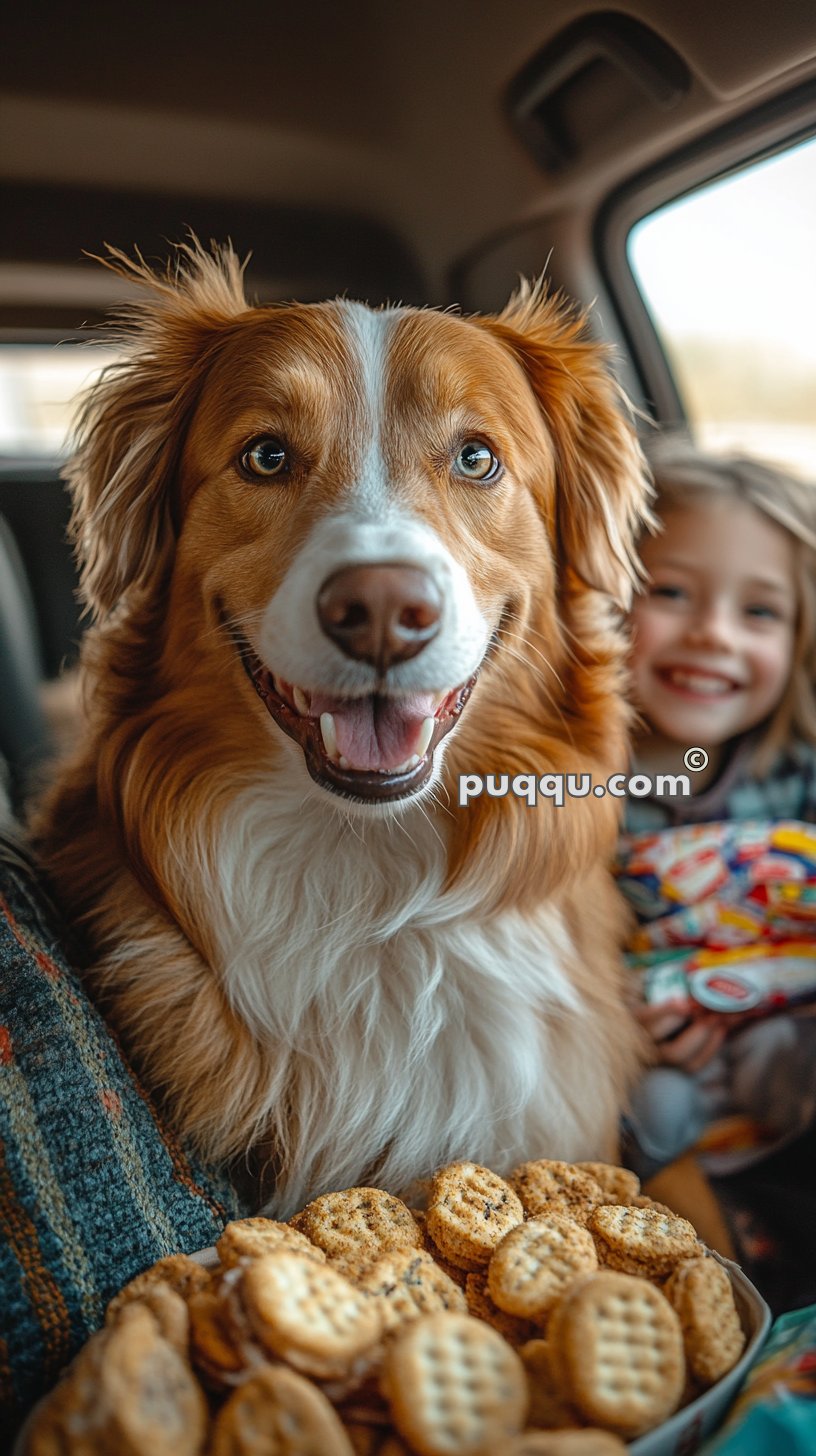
[416,717,435,756]
[670,670,729,695]
[320,713,338,759]
[293,686,309,715]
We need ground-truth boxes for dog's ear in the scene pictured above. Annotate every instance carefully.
[478,280,654,608]
[66,239,249,618]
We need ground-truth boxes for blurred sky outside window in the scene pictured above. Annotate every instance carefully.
[628,133,816,480]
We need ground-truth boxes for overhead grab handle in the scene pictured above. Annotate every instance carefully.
[506,11,692,172]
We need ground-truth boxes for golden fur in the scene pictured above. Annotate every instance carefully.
[35,242,652,1213]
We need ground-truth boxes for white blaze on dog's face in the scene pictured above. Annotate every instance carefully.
[177,299,560,806]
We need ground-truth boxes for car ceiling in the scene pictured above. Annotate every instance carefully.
[1,0,815,312]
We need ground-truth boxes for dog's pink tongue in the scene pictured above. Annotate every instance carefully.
[310,692,438,770]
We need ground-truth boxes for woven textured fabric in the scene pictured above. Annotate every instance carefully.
[0,833,247,1441]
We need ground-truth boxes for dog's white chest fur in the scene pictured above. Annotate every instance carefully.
[178,771,616,1214]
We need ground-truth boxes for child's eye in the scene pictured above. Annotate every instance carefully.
[745,603,781,620]
[649,584,686,601]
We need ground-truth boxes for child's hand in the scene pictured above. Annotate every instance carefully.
[636,997,729,1073]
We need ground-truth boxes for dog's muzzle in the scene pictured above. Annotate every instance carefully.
[221,568,480,804]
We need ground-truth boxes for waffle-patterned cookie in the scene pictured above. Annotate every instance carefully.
[628,1194,675,1217]
[589,1204,700,1277]
[105,1252,211,1323]
[548,1271,685,1437]
[357,1248,467,1333]
[210,1363,357,1454]
[574,1164,640,1205]
[464,1271,537,1346]
[382,1311,528,1456]
[428,1246,470,1290]
[488,1213,598,1319]
[103,1302,208,1455]
[510,1161,604,1221]
[109,1279,190,1356]
[188,1282,251,1388]
[217,1216,327,1268]
[426,1162,524,1269]
[28,1328,108,1456]
[294,1187,423,1267]
[664,1254,746,1386]
[241,1249,383,1379]
[31,1303,208,1456]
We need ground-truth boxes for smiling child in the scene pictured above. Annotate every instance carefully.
[620,443,816,1181]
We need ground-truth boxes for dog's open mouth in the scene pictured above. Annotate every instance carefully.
[248,659,477,802]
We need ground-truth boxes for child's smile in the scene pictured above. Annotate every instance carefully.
[630,497,797,778]
[656,666,745,698]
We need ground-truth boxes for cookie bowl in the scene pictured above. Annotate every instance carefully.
[188,1247,770,1454]
[188,1245,773,1456]
[13,1171,771,1456]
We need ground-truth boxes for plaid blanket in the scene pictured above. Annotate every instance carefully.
[0,831,246,1442]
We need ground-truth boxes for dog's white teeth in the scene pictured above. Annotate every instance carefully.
[293,685,309,716]
[393,754,420,774]
[416,716,435,756]
[338,755,350,769]
[320,712,338,759]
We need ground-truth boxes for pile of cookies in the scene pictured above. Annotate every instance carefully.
[26,1159,748,1455]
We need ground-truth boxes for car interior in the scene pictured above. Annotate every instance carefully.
[1,0,816,1348]
[1,0,815,797]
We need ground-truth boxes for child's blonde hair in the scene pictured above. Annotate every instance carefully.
[644,438,816,771]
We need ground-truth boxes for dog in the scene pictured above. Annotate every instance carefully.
[36,241,651,1215]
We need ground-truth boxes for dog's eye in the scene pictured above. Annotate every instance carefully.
[454,441,501,483]
[240,437,288,479]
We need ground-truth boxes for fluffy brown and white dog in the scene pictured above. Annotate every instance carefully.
[36,242,651,1215]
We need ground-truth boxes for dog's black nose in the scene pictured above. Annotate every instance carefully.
[317,564,442,671]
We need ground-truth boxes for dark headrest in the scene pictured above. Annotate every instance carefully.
[0,514,50,810]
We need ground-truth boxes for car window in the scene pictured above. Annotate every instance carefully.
[0,344,120,457]
[627,133,816,478]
